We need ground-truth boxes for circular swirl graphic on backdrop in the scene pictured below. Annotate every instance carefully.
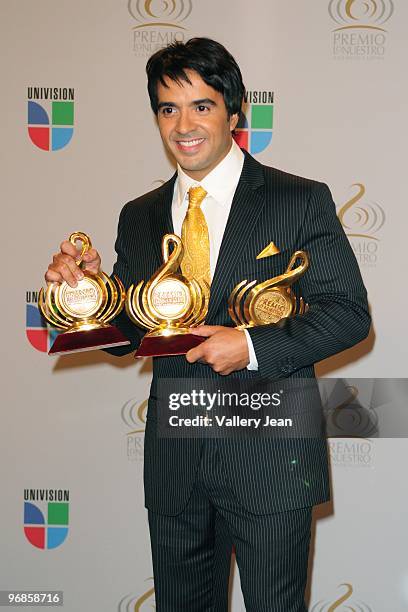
[121,398,148,433]
[328,0,394,26]
[128,0,192,24]
[337,183,385,239]
[324,386,379,438]
[311,583,373,611]
[118,582,155,611]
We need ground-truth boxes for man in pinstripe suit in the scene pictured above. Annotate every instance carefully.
[46,38,370,611]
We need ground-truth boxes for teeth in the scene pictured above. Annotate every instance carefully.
[178,138,204,147]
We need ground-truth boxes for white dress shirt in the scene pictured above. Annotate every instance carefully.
[171,139,259,371]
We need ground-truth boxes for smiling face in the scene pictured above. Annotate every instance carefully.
[156,70,239,181]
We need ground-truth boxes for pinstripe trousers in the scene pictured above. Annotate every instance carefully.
[148,439,312,611]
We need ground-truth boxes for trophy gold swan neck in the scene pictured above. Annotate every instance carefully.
[254,251,309,293]
[69,231,92,266]
[228,250,310,328]
[126,233,209,339]
[38,231,128,354]
[147,233,184,292]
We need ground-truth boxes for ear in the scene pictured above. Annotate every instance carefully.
[229,113,239,131]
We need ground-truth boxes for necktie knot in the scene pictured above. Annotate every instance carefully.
[188,186,207,209]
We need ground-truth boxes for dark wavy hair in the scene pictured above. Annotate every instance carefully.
[146,38,245,117]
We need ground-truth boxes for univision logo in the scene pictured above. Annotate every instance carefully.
[128,0,192,28]
[234,90,274,155]
[311,582,372,611]
[23,489,69,550]
[27,87,74,151]
[329,0,394,30]
[26,291,60,353]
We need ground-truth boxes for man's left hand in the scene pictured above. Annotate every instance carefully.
[186,326,249,375]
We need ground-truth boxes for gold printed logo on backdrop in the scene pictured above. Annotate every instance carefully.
[338,183,385,241]
[134,584,155,611]
[328,0,394,59]
[337,183,385,267]
[129,1,192,57]
[121,398,148,435]
[310,582,373,611]
[323,383,379,439]
[128,0,192,28]
[328,0,394,30]
[118,581,156,611]
[121,398,148,462]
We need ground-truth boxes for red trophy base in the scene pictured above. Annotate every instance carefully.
[49,325,130,355]
[135,333,205,358]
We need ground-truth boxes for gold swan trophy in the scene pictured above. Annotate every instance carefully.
[228,251,309,328]
[39,232,129,355]
[126,234,209,357]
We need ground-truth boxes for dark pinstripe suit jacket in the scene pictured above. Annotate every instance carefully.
[107,150,371,516]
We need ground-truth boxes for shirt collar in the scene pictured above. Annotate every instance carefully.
[175,139,244,207]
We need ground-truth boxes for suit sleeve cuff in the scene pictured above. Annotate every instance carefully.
[243,328,259,371]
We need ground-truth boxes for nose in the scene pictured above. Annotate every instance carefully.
[175,109,196,135]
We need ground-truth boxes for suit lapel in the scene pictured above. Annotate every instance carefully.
[148,174,176,267]
[207,152,265,322]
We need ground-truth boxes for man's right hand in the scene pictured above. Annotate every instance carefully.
[45,240,101,288]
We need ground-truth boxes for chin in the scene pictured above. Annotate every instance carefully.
[178,158,206,172]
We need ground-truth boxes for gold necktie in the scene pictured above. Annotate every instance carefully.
[181,186,210,286]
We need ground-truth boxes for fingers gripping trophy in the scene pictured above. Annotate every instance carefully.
[40,232,129,355]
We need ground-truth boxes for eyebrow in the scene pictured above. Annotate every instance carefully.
[193,98,216,106]
[157,98,217,109]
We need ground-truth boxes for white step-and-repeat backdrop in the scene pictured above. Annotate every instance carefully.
[1,1,407,610]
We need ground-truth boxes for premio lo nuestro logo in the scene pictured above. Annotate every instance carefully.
[28,87,74,151]
[122,398,148,461]
[26,291,60,353]
[118,580,155,611]
[129,1,192,57]
[338,183,385,239]
[234,90,274,155]
[337,183,385,267]
[328,0,394,59]
[23,489,69,550]
[311,582,372,611]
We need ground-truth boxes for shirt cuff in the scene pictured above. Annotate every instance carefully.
[243,328,259,371]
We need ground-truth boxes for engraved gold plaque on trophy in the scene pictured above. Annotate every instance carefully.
[39,232,130,354]
[126,234,209,357]
[228,250,309,328]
